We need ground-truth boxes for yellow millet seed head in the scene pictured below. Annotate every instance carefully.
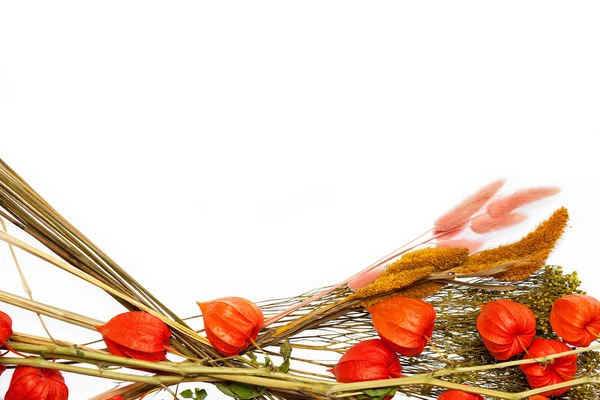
[385,247,469,275]
[452,207,568,280]
[356,281,445,308]
[351,266,433,300]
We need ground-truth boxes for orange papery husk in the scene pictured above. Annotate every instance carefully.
[0,310,13,345]
[476,300,536,360]
[329,339,402,382]
[486,186,560,218]
[520,338,577,397]
[198,297,264,356]
[96,311,171,362]
[348,266,386,292]
[369,297,436,356]
[435,239,484,254]
[434,179,505,233]
[438,389,484,400]
[329,339,401,400]
[470,212,527,234]
[550,294,600,347]
[5,366,69,400]
[528,396,550,400]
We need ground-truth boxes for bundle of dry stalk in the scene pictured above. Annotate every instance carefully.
[0,158,598,400]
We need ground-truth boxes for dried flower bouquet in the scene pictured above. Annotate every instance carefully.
[0,159,598,400]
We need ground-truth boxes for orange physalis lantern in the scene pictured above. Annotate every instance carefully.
[476,300,536,360]
[5,366,69,400]
[520,338,577,397]
[198,296,264,356]
[550,294,600,347]
[369,297,436,356]
[528,396,549,400]
[329,339,402,382]
[96,311,172,362]
[329,339,401,400]
[438,389,483,400]
[1,310,13,378]
[0,310,13,345]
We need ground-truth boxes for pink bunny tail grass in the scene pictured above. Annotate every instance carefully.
[470,212,528,234]
[436,239,484,254]
[434,178,506,232]
[348,265,386,292]
[486,186,561,217]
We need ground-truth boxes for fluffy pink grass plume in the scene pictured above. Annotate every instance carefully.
[436,238,484,253]
[434,179,506,232]
[470,212,527,234]
[486,186,561,217]
[348,265,386,292]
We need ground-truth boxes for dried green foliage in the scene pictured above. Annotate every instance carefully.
[399,266,595,399]
[276,266,598,400]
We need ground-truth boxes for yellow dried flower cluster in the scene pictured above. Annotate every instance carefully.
[351,207,568,307]
[385,247,469,274]
[351,266,433,300]
[454,207,569,280]
[357,281,446,308]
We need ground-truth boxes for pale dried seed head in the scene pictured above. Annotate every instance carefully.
[470,212,527,234]
[434,179,506,232]
[487,186,560,217]
[436,238,484,254]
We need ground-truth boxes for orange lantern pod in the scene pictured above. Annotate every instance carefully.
[329,339,402,382]
[438,389,483,400]
[528,396,549,400]
[329,339,401,400]
[476,300,536,360]
[369,297,436,356]
[520,338,577,397]
[96,311,172,362]
[5,366,69,400]
[550,294,600,347]
[198,296,264,356]
[0,310,13,345]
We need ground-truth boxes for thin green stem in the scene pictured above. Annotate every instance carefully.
[0,357,190,386]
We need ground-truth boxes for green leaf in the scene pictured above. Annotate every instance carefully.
[180,388,208,400]
[215,383,238,397]
[278,338,292,373]
[279,358,290,373]
[216,382,266,399]
[361,387,396,399]
[357,387,397,399]
[280,338,292,359]
[247,352,258,366]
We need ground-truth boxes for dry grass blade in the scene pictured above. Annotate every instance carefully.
[0,159,219,359]
[0,229,213,349]
[0,289,104,330]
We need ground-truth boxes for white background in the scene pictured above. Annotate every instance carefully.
[1,2,599,399]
